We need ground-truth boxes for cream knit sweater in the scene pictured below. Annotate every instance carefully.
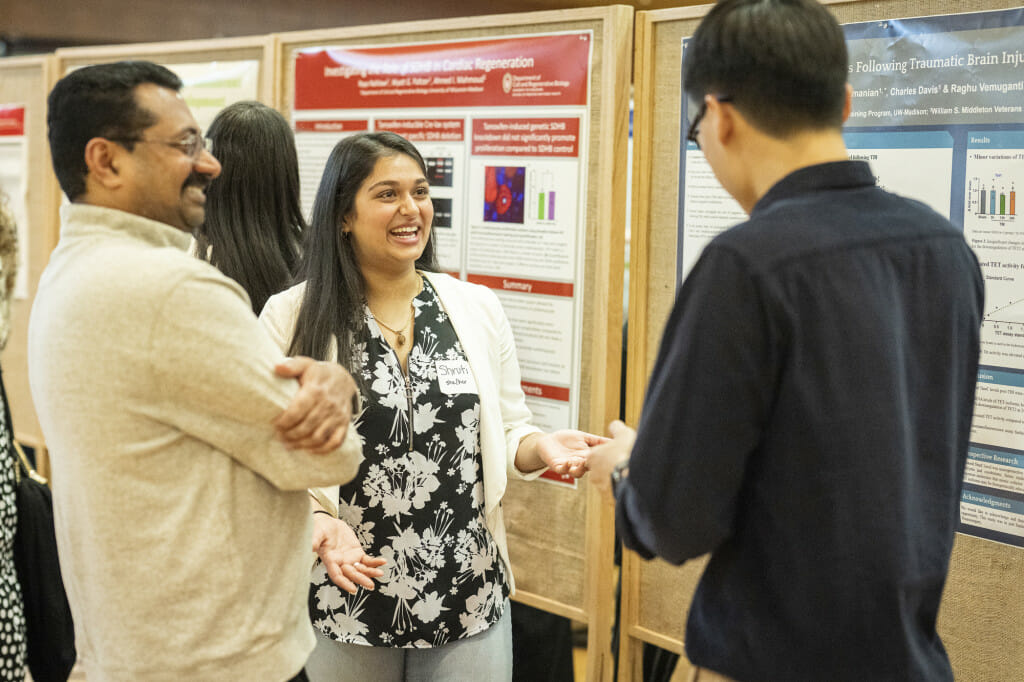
[28,204,363,682]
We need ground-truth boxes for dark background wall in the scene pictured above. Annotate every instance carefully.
[0,0,700,55]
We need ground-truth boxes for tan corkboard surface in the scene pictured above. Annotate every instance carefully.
[939,532,1024,680]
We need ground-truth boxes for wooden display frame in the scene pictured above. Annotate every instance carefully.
[276,7,632,680]
[627,1,1024,680]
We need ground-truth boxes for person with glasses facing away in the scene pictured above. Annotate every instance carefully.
[29,61,364,682]
[588,1,983,681]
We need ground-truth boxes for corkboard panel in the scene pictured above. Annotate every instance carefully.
[939,533,1024,681]
[626,1,1024,680]
[504,477,587,619]
[277,8,633,681]
[0,56,55,455]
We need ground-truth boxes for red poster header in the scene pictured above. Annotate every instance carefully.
[520,381,571,402]
[294,119,369,133]
[375,119,465,141]
[472,117,579,157]
[467,273,574,297]
[0,105,25,137]
[295,32,591,110]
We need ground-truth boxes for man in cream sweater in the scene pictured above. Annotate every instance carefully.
[28,61,363,682]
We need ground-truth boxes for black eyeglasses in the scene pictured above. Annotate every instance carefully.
[108,131,208,160]
[686,95,733,150]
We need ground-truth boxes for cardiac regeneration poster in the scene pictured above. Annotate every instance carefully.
[677,9,1024,546]
[293,32,593,485]
[0,104,29,300]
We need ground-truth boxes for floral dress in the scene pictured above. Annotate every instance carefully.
[310,278,509,648]
[0,379,26,680]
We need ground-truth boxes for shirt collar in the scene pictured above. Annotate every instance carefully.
[752,160,876,216]
[60,203,193,251]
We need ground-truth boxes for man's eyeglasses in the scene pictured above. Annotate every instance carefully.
[108,131,208,160]
[686,95,733,150]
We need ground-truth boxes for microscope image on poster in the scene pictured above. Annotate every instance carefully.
[483,165,526,223]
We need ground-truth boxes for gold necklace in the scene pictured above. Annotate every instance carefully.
[373,306,414,347]
[371,275,422,347]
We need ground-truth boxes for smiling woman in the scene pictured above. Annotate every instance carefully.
[258,131,604,682]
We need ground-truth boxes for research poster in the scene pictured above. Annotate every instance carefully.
[293,33,593,485]
[0,104,29,299]
[678,9,1024,546]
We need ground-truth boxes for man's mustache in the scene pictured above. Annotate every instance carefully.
[184,172,212,192]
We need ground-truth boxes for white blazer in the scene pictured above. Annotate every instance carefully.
[260,271,542,589]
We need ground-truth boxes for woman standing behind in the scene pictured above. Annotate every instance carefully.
[261,132,602,681]
[195,101,304,314]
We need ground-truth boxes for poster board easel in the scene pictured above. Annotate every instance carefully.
[628,1,1024,680]
[276,8,632,681]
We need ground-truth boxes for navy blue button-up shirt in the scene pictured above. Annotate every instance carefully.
[618,161,984,681]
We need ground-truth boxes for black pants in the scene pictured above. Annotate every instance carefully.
[288,669,310,682]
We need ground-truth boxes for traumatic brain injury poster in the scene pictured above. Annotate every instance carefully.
[679,8,1024,546]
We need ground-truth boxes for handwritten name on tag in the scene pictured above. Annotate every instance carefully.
[436,359,478,395]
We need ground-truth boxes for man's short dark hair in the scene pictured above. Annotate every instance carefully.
[47,61,182,200]
[683,0,848,137]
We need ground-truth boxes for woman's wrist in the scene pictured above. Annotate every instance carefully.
[514,432,545,472]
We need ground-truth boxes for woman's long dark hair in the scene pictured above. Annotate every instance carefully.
[288,132,439,374]
[195,101,305,314]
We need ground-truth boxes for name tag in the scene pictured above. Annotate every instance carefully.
[436,359,478,395]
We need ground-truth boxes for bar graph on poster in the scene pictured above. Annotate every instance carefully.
[968,177,1017,221]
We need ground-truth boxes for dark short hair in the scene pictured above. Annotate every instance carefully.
[683,0,848,136]
[196,101,305,314]
[290,132,439,377]
[47,60,182,200]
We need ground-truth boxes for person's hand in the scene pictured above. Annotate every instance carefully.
[273,357,356,454]
[588,420,636,501]
[531,429,609,478]
[312,514,386,594]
